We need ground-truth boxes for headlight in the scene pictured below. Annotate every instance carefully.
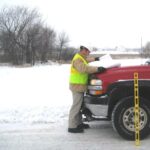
[90,79,102,85]
[88,85,102,90]
[88,86,103,95]
[89,90,103,95]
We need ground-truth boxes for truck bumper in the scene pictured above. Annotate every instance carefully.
[83,94,109,117]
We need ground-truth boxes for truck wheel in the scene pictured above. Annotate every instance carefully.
[112,96,150,140]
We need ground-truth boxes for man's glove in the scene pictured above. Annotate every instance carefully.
[97,67,106,73]
[95,57,100,61]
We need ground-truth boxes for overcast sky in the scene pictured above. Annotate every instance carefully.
[0,0,150,48]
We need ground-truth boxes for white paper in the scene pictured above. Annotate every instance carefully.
[90,54,121,68]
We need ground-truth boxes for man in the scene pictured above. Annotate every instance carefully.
[68,45,106,133]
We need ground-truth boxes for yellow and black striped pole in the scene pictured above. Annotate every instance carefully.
[134,72,140,146]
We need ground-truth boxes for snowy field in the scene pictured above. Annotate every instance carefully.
[0,63,71,124]
[0,57,147,124]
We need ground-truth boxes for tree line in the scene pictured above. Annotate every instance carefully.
[0,6,150,66]
[0,6,77,65]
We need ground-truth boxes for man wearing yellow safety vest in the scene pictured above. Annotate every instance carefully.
[68,45,106,133]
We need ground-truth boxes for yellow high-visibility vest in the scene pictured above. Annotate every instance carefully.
[69,53,88,84]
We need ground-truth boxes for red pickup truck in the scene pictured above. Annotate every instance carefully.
[83,65,150,140]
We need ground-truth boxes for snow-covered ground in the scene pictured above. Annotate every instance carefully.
[0,57,149,150]
[0,64,71,124]
[0,57,148,124]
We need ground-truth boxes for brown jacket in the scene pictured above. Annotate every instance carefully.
[69,53,98,92]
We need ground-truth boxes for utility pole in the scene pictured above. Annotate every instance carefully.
[141,37,143,54]
[140,37,143,64]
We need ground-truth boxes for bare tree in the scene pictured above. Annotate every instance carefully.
[0,6,71,65]
[24,24,57,65]
[57,31,69,61]
[39,26,56,63]
[0,6,41,65]
[25,23,41,65]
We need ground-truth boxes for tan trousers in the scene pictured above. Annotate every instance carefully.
[68,91,84,128]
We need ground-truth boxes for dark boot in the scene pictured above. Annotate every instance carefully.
[78,123,90,129]
[68,127,84,133]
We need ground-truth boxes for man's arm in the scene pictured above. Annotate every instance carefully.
[86,56,100,63]
[73,58,98,74]
[86,57,95,63]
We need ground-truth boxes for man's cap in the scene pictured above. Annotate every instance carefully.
[80,45,90,51]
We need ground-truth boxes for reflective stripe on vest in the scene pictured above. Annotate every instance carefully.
[69,53,88,84]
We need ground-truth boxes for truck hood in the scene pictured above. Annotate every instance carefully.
[93,65,150,93]
[95,65,150,81]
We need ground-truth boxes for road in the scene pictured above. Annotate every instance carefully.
[0,121,149,150]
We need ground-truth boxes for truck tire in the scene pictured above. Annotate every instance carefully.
[112,96,150,140]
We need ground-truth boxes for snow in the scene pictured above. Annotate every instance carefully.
[91,50,140,55]
[90,54,147,68]
[0,57,148,124]
[0,64,72,124]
